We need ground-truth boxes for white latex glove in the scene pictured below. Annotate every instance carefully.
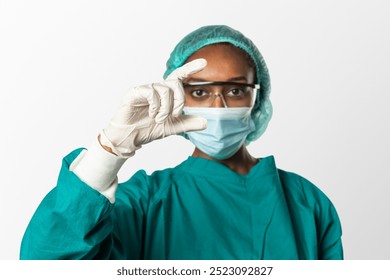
[100,58,208,158]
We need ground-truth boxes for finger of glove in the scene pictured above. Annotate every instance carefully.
[164,79,185,116]
[110,88,144,124]
[167,115,207,136]
[166,58,207,80]
[131,84,160,119]
[152,83,173,123]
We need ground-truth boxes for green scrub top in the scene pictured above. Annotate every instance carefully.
[20,149,343,260]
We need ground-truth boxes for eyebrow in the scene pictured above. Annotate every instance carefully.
[183,81,258,88]
[185,76,249,83]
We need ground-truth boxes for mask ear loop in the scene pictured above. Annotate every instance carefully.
[210,92,228,108]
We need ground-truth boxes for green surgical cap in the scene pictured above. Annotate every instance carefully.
[164,25,272,143]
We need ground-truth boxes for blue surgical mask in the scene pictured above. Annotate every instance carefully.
[182,107,255,160]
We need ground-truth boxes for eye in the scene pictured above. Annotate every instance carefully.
[225,87,247,98]
[190,89,209,98]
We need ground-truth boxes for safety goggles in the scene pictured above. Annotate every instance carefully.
[183,81,259,108]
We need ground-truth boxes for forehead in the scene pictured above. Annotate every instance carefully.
[184,44,255,82]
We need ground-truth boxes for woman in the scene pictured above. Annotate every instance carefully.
[20,25,343,259]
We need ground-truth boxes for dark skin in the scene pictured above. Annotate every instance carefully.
[183,44,258,175]
[99,43,259,175]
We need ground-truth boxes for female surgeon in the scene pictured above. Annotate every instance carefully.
[20,25,343,260]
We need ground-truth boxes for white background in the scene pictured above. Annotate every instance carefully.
[1,0,389,259]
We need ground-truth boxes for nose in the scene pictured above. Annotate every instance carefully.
[210,93,227,108]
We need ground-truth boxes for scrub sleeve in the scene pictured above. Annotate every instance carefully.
[20,149,145,259]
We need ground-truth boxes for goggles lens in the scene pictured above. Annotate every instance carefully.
[183,81,259,108]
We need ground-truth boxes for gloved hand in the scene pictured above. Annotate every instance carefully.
[99,58,208,158]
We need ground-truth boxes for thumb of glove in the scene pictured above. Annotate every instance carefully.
[164,115,207,136]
